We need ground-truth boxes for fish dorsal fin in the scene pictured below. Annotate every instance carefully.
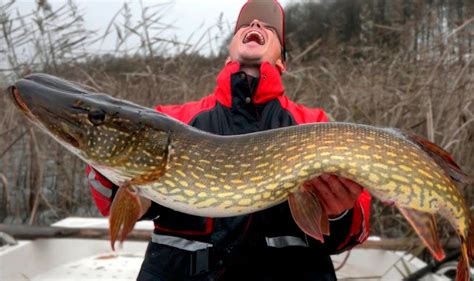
[398,207,445,261]
[399,130,473,184]
[288,184,330,243]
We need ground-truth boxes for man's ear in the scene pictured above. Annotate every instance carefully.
[275,59,286,73]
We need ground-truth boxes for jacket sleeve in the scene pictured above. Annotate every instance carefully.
[86,165,117,216]
[281,99,372,252]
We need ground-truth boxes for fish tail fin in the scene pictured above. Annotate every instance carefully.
[457,242,471,281]
[469,216,474,260]
[400,131,473,184]
[456,218,474,281]
[109,185,141,251]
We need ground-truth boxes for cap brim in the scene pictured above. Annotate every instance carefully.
[235,1,284,47]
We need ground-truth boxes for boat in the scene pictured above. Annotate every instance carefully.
[0,217,458,280]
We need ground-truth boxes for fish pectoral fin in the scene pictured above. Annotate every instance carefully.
[398,207,445,261]
[402,131,473,184]
[288,184,330,243]
[109,183,142,251]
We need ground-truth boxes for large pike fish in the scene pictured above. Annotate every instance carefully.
[6,74,474,280]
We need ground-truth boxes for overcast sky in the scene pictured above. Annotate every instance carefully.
[13,0,293,55]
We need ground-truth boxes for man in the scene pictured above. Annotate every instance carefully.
[87,1,371,280]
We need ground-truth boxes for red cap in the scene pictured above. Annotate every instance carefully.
[235,0,285,48]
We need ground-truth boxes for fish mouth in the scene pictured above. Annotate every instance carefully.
[8,76,82,149]
[9,86,31,114]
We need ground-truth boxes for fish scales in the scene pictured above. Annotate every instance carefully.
[137,123,467,232]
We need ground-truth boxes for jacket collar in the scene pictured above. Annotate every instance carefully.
[214,61,285,107]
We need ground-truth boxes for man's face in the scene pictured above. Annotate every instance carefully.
[229,19,283,67]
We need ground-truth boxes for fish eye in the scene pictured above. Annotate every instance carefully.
[88,109,106,126]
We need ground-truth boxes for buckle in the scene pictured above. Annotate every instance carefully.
[189,248,210,276]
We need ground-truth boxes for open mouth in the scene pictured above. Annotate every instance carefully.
[243,31,265,45]
[9,86,31,113]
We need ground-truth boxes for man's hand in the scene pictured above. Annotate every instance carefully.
[304,174,363,218]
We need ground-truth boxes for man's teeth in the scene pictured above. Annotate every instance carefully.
[243,31,265,45]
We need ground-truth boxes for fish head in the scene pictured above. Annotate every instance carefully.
[8,74,171,174]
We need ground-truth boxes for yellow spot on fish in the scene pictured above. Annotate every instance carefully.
[180,155,190,160]
[195,198,217,208]
[382,181,397,190]
[231,179,243,184]
[263,192,271,199]
[313,163,321,169]
[218,200,233,208]
[331,155,345,161]
[198,192,207,197]
[233,194,242,200]
[244,188,257,194]
[360,145,370,150]
[223,185,232,190]
[210,187,219,191]
[306,144,316,149]
[266,183,278,190]
[298,170,309,177]
[387,152,397,157]
[218,192,234,198]
[304,154,317,160]
[169,188,181,194]
[373,163,389,170]
[399,165,413,172]
[373,154,382,160]
[250,176,263,182]
[414,178,424,185]
[320,152,331,156]
[392,174,409,183]
[205,174,217,179]
[184,190,195,196]
[369,173,380,183]
[237,185,248,190]
[283,182,295,189]
[179,181,189,187]
[418,169,433,179]
[158,187,168,194]
[195,183,206,189]
[287,155,299,161]
[239,199,252,206]
[355,154,370,159]
[172,195,187,202]
[164,180,176,187]
[256,163,270,168]
[253,194,262,201]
